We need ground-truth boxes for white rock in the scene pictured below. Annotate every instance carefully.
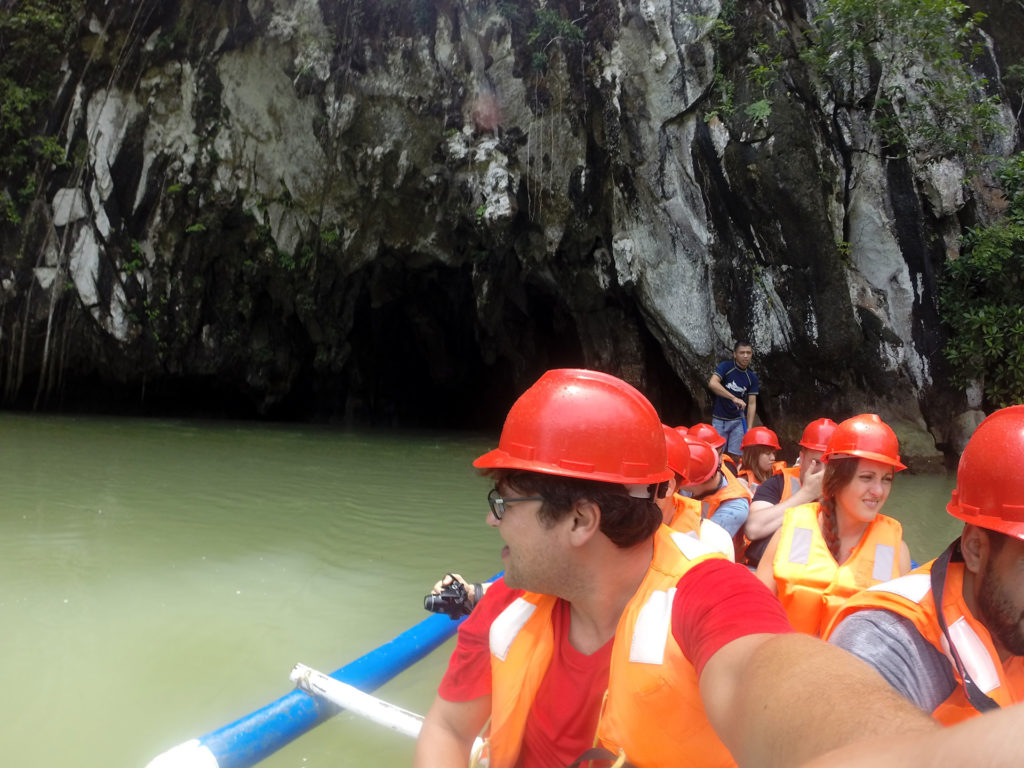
[52,188,87,226]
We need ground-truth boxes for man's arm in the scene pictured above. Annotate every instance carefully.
[745,461,823,540]
[413,694,490,768]
[708,373,745,408]
[898,540,912,574]
[699,633,937,768]
[746,394,756,427]
[801,702,1024,767]
[753,529,782,594]
[708,497,749,537]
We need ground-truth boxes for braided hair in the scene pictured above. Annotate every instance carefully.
[818,457,859,561]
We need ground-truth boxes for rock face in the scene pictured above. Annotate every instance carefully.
[0,0,1020,466]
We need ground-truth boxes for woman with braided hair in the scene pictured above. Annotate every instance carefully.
[754,414,913,636]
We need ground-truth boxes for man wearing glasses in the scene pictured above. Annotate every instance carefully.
[414,368,1022,768]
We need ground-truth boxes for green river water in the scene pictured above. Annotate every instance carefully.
[0,413,961,767]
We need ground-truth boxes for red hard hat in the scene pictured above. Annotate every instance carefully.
[822,414,906,471]
[689,423,726,449]
[682,436,719,485]
[799,418,839,452]
[473,369,673,485]
[947,405,1024,540]
[741,426,781,450]
[663,425,690,478]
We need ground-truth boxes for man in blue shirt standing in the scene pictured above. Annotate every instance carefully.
[708,341,759,462]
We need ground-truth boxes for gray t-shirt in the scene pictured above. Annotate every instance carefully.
[829,608,957,713]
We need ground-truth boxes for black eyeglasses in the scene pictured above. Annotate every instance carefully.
[487,488,544,520]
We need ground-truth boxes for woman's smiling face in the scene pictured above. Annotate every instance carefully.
[835,458,894,523]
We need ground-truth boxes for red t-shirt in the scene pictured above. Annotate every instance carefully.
[438,559,792,767]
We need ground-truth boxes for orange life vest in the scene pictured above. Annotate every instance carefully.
[669,493,702,534]
[485,526,736,768]
[826,556,1024,724]
[773,503,903,636]
[697,466,751,520]
[776,465,801,501]
[739,462,791,491]
[736,467,760,490]
[697,467,751,560]
[741,466,802,566]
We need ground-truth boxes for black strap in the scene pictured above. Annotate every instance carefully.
[565,748,636,768]
[930,541,1001,713]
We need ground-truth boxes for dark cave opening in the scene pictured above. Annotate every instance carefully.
[309,255,700,431]
[311,257,591,431]
[12,257,699,432]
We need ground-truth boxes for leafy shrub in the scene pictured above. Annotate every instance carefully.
[941,153,1024,407]
[803,0,1002,164]
[0,1,80,221]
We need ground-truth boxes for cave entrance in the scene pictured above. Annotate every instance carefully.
[336,257,586,430]
[328,254,699,432]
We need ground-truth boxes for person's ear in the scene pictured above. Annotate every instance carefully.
[961,524,988,575]
[568,498,601,544]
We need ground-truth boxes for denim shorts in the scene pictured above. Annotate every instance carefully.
[713,417,745,455]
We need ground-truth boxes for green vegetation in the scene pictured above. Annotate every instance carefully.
[941,153,1024,407]
[525,7,584,73]
[695,7,737,122]
[744,99,772,128]
[0,0,80,224]
[803,0,1002,164]
[698,4,784,127]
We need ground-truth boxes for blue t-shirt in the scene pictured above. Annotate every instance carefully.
[712,361,759,420]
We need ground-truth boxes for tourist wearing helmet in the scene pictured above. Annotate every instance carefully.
[707,341,759,463]
[744,418,838,567]
[414,371,946,768]
[426,431,736,617]
[826,405,1024,724]
[661,430,736,560]
[689,421,738,473]
[736,426,782,490]
[754,414,913,635]
[678,436,752,549]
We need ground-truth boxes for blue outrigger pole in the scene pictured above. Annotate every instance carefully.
[146,610,466,768]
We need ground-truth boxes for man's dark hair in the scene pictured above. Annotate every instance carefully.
[484,469,661,548]
[734,340,752,352]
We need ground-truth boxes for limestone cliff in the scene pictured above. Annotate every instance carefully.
[1,0,1021,466]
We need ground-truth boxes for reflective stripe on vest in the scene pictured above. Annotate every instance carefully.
[865,572,931,602]
[787,527,814,565]
[947,616,1002,694]
[629,588,676,665]
[490,597,538,661]
[872,545,895,582]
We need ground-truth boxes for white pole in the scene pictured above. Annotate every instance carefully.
[290,662,488,764]
[290,663,425,739]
